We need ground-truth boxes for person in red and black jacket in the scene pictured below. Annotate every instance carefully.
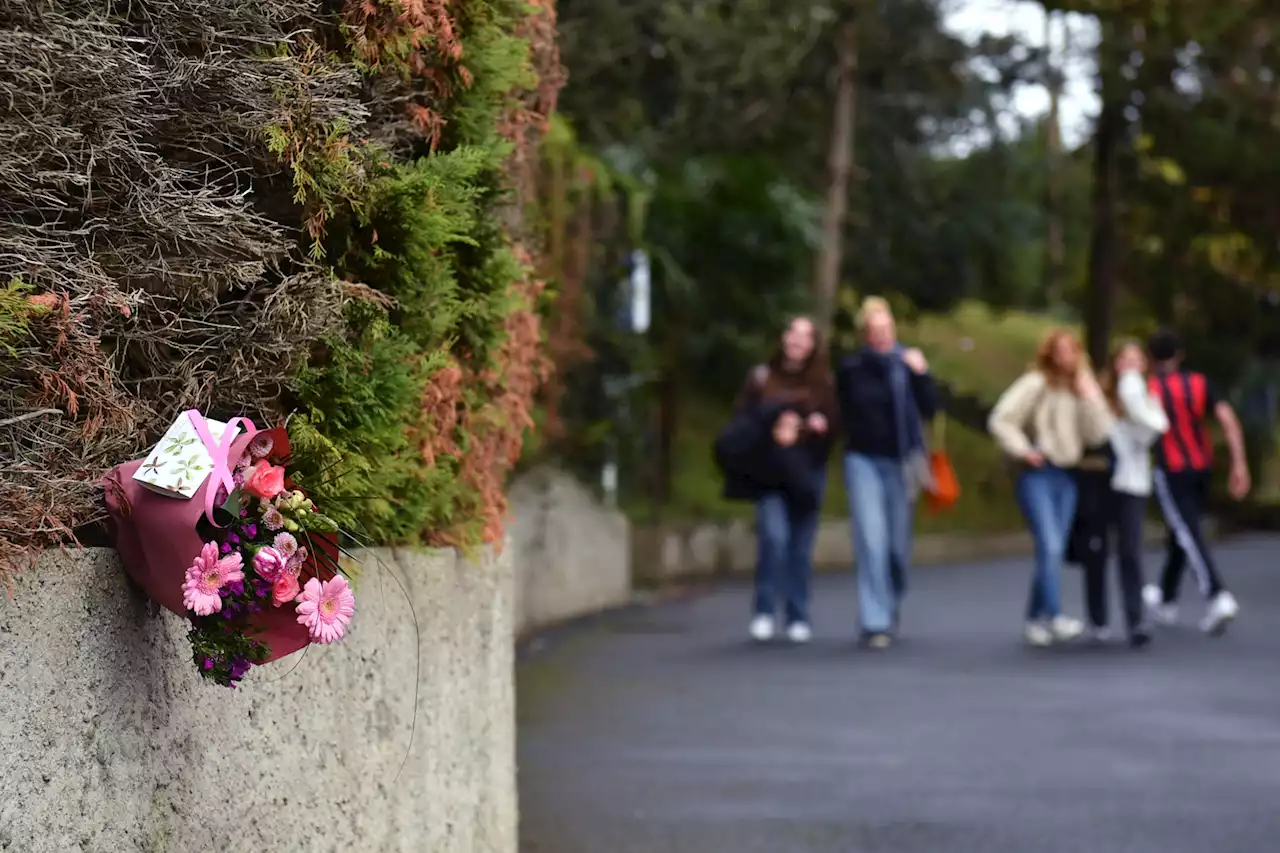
[1142,328,1251,635]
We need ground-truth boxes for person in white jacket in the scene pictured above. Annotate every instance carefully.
[1080,340,1169,647]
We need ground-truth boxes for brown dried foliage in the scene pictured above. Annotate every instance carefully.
[342,0,465,153]
[0,1,357,561]
[424,251,550,548]
[502,0,564,225]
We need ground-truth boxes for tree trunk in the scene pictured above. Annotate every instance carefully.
[1084,23,1125,368]
[812,18,858,334]
[1043,11,1066,309]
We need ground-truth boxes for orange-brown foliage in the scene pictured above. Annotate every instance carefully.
[422,249,550,548]
[343,0,466,150]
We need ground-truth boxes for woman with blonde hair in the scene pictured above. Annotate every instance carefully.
[1073,339,1168,647]
[988,329,1114,646]
[835,297,937,649]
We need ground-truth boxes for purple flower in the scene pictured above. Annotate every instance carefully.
[227,580,245,597]
[240,508,249,518]
[227,533,240,546]
[242,523,258,540]
[201,657,214,671]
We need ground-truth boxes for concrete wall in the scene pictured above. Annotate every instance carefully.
[0,546,516,853]
[508,466,631,633]
[632,517,1213,585]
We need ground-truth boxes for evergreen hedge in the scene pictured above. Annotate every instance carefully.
[0,0,562,570]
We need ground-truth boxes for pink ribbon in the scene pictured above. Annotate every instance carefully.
[186,409,258,527]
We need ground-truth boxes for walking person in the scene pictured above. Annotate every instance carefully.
[1076,340,1168,648]
[835,298,937,650]
[719,316,839,644]
[988,330,1114,646]
[1141,328,1250,634]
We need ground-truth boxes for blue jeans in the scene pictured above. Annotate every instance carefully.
[844,453,913,634]
[754,471,825,626]
[1016,465,1078,621]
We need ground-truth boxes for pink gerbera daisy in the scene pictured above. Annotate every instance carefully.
[295,576,355,644]
[182,542,245,616]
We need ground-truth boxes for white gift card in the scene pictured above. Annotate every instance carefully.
[132,413,241,499]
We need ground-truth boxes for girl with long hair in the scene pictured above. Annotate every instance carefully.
[727,316,839,644]
[1075,340,1168,647]
[988,330,1114,646]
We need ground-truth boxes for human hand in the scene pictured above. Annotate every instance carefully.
[773,410,802,447]
[902,347,928,374]
[1228,461,1251,501]
[1022,449,1046,468]
[1074,370,1101,398]
[806,412,828,435]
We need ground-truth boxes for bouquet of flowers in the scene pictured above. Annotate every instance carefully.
[105,412,357,688]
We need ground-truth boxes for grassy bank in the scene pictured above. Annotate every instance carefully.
[638,302,1067,533]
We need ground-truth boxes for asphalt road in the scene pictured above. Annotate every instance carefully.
[518,535,1280,853]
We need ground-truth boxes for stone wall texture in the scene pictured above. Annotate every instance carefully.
[0,545,516,853]
[508,466,632,633]
[631,518,1210,586]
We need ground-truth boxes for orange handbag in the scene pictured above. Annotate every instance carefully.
[925,414,960,513]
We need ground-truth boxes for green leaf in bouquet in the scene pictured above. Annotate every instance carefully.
[220,488,246,519]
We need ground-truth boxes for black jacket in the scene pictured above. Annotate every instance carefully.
[714,400,823,511]
[835,349,938,459]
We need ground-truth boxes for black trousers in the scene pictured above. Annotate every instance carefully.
[1074,470,1146,632]
[1152,469,1225,601]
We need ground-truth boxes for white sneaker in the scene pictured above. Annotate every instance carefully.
[1050,615,1084,641]
[1087,625,1114,643]
[749,615,775,642]
[1024,622,1054,647]
[786,622,812,644]
[1200,591,1239,636]
[1143,584,1179,626]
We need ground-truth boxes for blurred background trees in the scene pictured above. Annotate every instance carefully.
[535,0,1280,520]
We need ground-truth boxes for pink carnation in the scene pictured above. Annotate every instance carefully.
[182,542,244,616]
[252,546,288,583]
[295,576,355,644]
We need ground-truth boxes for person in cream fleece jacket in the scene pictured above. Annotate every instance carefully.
[988,330,1114,647]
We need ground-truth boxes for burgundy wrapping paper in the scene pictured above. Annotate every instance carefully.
[103,429,315,663]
